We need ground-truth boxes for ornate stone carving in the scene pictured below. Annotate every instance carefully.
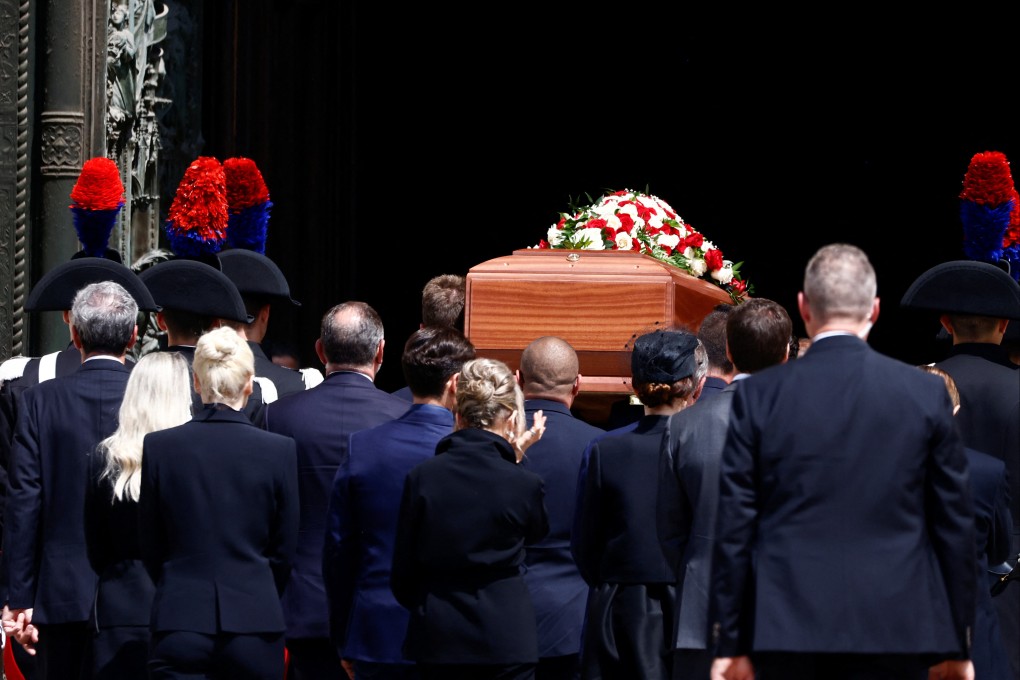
[107,0,169,265]
[40,113,85,177]
[0,0,29,358]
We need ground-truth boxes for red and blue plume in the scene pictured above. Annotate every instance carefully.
[224,157,272,254]
[959,151,1018,279]
[164,156,228,258]
[69,157,124,258]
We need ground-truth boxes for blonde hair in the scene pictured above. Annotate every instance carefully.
[455,357,525,440]
[918,364,961,410]
[99,352,192,501]
[193,326,255,403]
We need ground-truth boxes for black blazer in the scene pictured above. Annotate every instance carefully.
[4,358,130,623]
[139,405,299,635]
[84,454,154,630]
[392,428,549,664]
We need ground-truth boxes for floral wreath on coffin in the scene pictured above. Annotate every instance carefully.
[534,188,752,302]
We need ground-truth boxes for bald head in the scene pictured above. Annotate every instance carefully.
[519,336,580,402]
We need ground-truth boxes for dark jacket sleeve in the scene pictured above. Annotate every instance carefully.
[390,472,421,611]
[138,436,166,584]
[267,438,299,596]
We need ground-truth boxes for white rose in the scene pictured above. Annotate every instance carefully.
[711,262,734,284]
[614,231,633,251]
[656,232,680,251]
[594,197,621,218]
[689,257,708,277]
[574,226,606,250]
[547,224,565,247]
[618,202,639,219]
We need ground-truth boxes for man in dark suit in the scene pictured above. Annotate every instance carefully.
[323,325,474,679]
[514,336,604,680]
[218,248,321,402]
[709,244,976,680]
[694,304,736,401]
[658,298,791,680]
[262,300,409,680]
[1,281,139,680]
[901,259,1020,680]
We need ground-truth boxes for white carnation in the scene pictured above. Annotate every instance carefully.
[547,224,565,247]
[656,232,680,251]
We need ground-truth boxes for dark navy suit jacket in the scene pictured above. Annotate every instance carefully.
[4,358,130,623]
[139,405,299,634]
[711,335,976,659]
[519,398,604,659]
[323,403,454,663]
[262,370,408,639]
[965,447,1013,680]
[937,344,1020,679]
[572,415,676,587]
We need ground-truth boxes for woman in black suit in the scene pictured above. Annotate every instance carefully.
[391,357,549,680]
[84,351,193,679]
[571,330,706,680]
[139,326,299,680]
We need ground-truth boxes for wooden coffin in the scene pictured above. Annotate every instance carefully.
[465,249,735,425]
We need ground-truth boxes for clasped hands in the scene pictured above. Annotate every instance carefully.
[2,605,38,654]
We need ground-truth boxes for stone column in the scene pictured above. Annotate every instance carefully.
[33,0,108,353]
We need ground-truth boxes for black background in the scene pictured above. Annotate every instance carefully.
[193,4,1020,392]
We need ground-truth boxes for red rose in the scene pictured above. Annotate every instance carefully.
[617,213,635,232]
[704,248,724,271]
[586,217,608,231]
[730,280,747,294]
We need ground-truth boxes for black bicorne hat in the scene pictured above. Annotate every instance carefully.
[900,260,1020,320]
[25,257,157,312]
[138,259,253,324]
[217,248,300,306]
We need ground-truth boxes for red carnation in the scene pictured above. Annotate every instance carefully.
[685,232,704,249]
[960,151,1014,206]
[730,279,747,294]
[704,248,724,271]
[538,240,549,249]
[70,157,124,211]
[223,157,270,211]
[556,216,566,229]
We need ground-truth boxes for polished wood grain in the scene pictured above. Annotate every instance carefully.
[466,248,734,424]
